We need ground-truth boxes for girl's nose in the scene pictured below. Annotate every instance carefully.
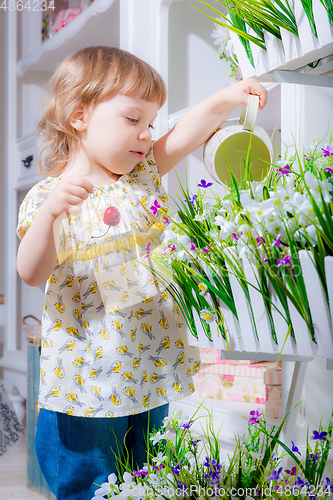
[139,127,152,142]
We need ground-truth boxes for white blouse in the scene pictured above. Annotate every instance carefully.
[17,145,200,417]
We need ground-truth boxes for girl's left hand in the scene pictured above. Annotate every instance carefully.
[225,78,268,110]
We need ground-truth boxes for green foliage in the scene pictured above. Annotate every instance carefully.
[93,406,333,499]
[147,135,333,349]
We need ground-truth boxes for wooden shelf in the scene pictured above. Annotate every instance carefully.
[17,0,120,77]
[275,68,333,87]
[0,304,4,328]
[259,51,333,83]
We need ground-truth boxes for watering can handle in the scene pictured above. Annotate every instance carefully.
[240,94,259,131]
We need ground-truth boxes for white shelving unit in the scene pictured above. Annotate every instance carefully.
[18,0,120,76]
[5,0,331,453]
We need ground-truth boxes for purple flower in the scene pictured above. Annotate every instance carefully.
[181,420,194,429]
[307,452,320,462]
[169,244,176,252]
[132,469,148,477]
[277,164,291,175]
[231,232,241,240]
[176,481,188,496]
[249,409,262,425]
[190,239,196,251]
[171,464,180,476]
[150,200,161,215]
[294,477,309,488]
[191,439,201,447]
[163,216,170,224]
[291,441,301,456]
[202,243,212,253]
[152,464,164,471]
[272,235,281,247]
[186,195,197,205]
[325,477,333,493]
[322,144,333,157]
[312,430,327,441]
[285,466,297,476]
[198,179,213,188]
[277,255,293,267]
[267,467,283,481]
[171,460,185,477]
[144,241,151,259]
[256,236,265,246]
[326,167,333,174]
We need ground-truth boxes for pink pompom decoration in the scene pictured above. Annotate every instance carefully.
[53,8,82,32]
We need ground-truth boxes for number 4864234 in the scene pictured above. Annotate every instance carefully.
[0,0,55,11]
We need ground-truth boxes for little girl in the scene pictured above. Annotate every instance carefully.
[17,46,267,500]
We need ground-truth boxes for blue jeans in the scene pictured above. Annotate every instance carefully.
[35,404,169,500]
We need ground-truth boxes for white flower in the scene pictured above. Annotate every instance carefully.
[147,472,165,486]
[292,196,314,225]
[211,18,229,50]
[177,234,190,246]
[306,224,317,245]
[203,201,215,217]
[316,156,331,169]
[200,309,217,324]
[175,249,187,261]
[164,228,177,244]
[121,471,136,488]
[239,190,253,206]
[211,18,238,64]
[194,210,210,222]
[152,451,168,464]
[218,220,237,240]
[220,199,232,211]
[214,214,228,226]
[198,282,208,295]
[283,176,295,197]
[253,181,265,199]
[94,473,119,497]
[150,429,172,445]
[165,408,190,428]
[304,171,331,203]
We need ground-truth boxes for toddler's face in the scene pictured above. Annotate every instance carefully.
[82,94,160,176]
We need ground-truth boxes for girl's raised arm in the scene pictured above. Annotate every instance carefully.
[17,177,93,287]
[154,78,268,177]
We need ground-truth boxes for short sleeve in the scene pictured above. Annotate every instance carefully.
[17,182,49,239]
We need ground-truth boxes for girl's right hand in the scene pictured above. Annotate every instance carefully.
[45,177,94,220]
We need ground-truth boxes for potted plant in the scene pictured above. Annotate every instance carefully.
[144,135,333,359]
[194,0,333,79]
[92,405,333,500]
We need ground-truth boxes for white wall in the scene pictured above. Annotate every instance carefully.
[0,12,5,296]
[0,11,5,360]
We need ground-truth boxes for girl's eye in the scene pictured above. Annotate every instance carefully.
[149,124,155,130]
[127,117,139,124]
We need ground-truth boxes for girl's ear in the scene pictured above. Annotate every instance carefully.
[70,105,89,131]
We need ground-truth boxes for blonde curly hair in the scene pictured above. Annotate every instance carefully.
[37,46,167,176]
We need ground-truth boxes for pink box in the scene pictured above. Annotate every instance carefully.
[264,366,282,419]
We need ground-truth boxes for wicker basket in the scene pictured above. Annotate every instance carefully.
[22,315,41,344]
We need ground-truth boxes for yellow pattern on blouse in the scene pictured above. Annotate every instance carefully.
[17,145,200,417]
